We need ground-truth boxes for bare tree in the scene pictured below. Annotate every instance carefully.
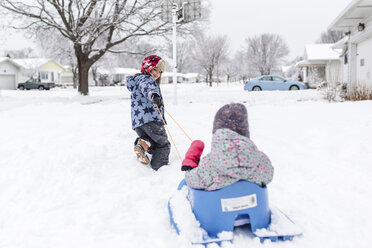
[317,30,344,43]
[164,38,193,73]
[114,38,159,69]
[192,34,229,86]
[35,28,79,87]
[1,0,169,95]
[245,33,289,75]
[230,49,253,82]
[3,47,36,58]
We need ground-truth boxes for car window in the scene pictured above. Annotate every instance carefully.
[272,76,284,82]
[260,76,272,81]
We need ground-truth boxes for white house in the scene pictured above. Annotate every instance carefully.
[13,58,73,86]
[328,0,372,85]
[111,67,139,85]
[0,57,22,90]
[184,73,200,83]
[297,44,342,87]
[161,72,201,84]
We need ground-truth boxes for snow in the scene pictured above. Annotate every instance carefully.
[0,83,371,248]
[113,68,140,75]
[254,207,302,237]
[12,58,53,70]
[304,44,342,60]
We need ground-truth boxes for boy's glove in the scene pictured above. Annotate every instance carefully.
[181,140,205,171]
[151,94,162,108]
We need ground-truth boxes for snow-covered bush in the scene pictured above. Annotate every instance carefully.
[322,82,346,102]
[344,81,372,101]
[323,81,372,102]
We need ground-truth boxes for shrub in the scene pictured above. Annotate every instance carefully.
[323,81,372,102]
[344,81,372,101]
[322,82,346,102]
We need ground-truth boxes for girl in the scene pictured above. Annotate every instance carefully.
[126,55,170,171]
[181,103,274,190]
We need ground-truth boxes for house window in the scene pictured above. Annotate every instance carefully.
[51,72,54,81]
[40,72,48,80]
[360,59,365,67]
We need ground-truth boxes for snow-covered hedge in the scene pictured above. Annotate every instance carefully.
[344,81,372,101]
[322,81,372,102]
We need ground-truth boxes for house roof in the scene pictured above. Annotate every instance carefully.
[185,73,199,78]
[162,72,188,77]
[113,67,140,75]
[12,58,64,70]
[296,60,327,67]
[304,44,342,61]
[328,0,372,31]
[0,57,22,68]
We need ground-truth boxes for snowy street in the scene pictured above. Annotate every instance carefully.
[0,84,371,248]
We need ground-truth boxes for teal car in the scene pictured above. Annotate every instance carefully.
[244,75,307,91]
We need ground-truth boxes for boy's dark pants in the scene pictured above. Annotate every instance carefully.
[135,121,170,170]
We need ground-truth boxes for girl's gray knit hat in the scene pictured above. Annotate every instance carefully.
[212,103,250,138]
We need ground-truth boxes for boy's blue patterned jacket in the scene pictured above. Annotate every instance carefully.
[126,74,165,130]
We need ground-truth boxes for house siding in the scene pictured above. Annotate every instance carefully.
[357,38,372,84]
[0,61,20,89]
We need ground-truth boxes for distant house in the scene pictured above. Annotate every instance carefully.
[0,57,22,90]
[297,44,342,87]
[91,67,200,86]
[111,67,139,85]
[184,73,200,83]
[161,72,185,84]
[61,66,74,86]
[161,72,200,84]
[328,0,372,85]
[13,58,73,86]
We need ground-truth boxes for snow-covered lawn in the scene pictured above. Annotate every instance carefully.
[0,84,371,248]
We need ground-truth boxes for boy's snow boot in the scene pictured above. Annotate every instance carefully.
[134,139,150,165]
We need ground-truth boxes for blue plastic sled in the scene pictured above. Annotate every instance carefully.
[168,179,302,245]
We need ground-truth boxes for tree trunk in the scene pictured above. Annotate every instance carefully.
[75,46,91,95]
[78,63,90,95]
[92,66,98,86]
[208,72,213,87]
[71,64,79,89]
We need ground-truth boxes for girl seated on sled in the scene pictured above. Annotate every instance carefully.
[181,103,274,190]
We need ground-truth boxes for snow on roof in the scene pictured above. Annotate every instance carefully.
[185,73,199,78]
[113,67,140,74]
[0,57,10,64]
[296,60,327,67]
[304,44,342,61]
[0,57,22,67]
[12,58,53,70]
[281,65,292,73]
[332,36,348,49]
[162,72,189,77]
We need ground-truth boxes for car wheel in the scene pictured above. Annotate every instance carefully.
[18,86,25,90]
[289,85,299,90]
[252,86,262,91]
[38,86,45,90]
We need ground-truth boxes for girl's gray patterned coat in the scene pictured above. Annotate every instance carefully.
[185,128,274,191]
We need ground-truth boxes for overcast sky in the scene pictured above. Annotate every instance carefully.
[1,0,353,59]
[208,0,352,59]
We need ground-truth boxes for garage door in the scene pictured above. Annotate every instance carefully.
[0,75,16,90]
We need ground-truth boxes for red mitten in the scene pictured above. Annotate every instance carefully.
[181,140,205,171]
